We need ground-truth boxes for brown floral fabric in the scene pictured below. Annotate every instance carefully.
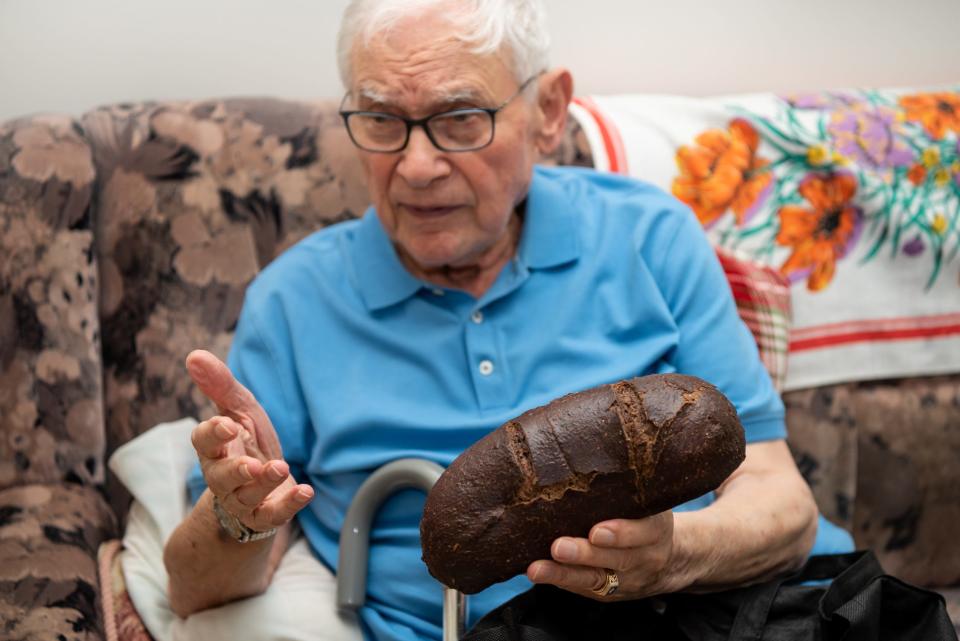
[783,385,859,533]
[0,482,117,641]
[0,115,105,489]
[849,375,960,587]
[784,374,960,588]
[79,99,369,514]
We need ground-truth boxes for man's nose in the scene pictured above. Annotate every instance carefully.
[396,126,451,188]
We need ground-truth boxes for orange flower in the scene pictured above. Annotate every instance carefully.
[907,163,927,185]
[672,119,773,227]
[777,173,861,292]
[898,92,960,140]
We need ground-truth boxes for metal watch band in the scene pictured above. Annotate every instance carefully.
[212,495,277,543]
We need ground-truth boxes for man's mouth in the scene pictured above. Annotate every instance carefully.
[401,204,460,218]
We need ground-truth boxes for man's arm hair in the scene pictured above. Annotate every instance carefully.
[163,489,294,618]
[671,439,818,592]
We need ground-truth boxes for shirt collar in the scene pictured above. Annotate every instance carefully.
[350,209,423,311]
[517,166,581,269]
[349,167,581,311]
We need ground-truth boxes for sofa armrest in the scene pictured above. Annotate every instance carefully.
[0,483,117,641]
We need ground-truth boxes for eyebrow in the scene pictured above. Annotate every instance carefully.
[355,85,390,105]
[354,83,492,111]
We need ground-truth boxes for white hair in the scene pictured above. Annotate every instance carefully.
[336,0,551,89]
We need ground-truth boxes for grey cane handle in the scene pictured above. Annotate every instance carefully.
[337,458,445,609]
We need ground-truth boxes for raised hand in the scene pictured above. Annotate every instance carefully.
[186,349,314,534]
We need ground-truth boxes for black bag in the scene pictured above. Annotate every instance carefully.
[463,551,957,641]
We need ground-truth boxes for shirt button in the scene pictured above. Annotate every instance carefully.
[478,359,494,376]
[471,310,484,324]
[431,288,445,296]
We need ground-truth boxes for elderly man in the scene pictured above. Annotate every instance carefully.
[163,1,852,640]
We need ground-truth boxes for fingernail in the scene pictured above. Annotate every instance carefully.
[239,463,251,480]
[297,488,312,501]
[554,539,577,561]
[592,527,615,546]
[531,564,551,583]
[187,361,207,384]
[215,421,234,439]
[268,465,285,481]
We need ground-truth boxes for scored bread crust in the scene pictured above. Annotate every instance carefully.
[419,373,746,594]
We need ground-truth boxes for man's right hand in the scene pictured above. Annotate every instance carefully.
[186,349,314,534]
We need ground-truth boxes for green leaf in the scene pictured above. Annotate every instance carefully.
[926,238,944,290]
[736,110,803,152]
[739,221,775,238]
[818,116,828,142]
[862,222,889,263]
[945,199,960,263]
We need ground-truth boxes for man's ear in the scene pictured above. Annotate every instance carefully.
[534,68,574,156]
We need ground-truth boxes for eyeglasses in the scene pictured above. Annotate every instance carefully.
[339,74,540,153]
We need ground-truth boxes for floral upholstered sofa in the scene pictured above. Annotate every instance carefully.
[1,95,958,640]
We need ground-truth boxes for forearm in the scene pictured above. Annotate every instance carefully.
[163,489,292,618]
[671,441,818,593]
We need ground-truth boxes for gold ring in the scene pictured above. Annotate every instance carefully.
[591,569,619,597]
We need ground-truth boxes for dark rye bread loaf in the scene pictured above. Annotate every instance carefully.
[420,373,746,594]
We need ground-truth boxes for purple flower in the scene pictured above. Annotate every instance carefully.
[828,104,915,169]
[956,141,960,188]
[903,235,926,256]
[783,92,859,110]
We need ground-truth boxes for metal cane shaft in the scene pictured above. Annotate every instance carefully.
[443,587,467,641]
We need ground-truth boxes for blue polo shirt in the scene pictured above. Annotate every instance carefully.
[188,166,852,641]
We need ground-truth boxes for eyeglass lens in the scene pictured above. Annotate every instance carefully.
[348,109,493,152]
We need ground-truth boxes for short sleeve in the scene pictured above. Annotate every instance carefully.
[642,202,786,442]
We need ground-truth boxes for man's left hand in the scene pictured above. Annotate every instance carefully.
[526,512,686,600]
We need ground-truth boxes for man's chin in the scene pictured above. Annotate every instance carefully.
[396,242,463,274]
[408,252,460,272]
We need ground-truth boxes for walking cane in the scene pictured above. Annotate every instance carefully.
[338,458,468,641]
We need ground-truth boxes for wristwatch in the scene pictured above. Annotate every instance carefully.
[212,495,277,543]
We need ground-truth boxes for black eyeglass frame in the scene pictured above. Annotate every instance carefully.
[338,73,542,153]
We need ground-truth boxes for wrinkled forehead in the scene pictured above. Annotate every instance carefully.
[348,14,515,112]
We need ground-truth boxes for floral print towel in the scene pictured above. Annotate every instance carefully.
[572,88,960,391]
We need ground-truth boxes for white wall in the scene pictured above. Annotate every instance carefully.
[1,0,958,121]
